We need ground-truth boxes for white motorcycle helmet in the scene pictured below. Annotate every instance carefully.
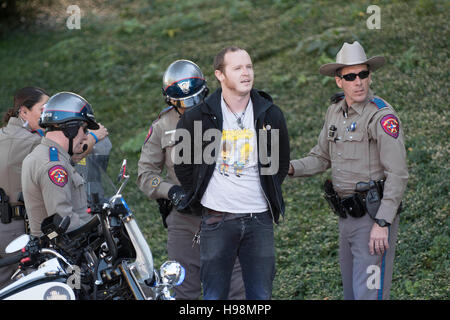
[162,60,209,109]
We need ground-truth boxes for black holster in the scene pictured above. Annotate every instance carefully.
[156,198,173,228]
[340,194,366,218]
[325,179,401,220]
[359,180,402,218]
[323,180,368,219]
[0,188,12,224]
[364,180,382,219]
[355,180,384,219]
[323,180,345,218]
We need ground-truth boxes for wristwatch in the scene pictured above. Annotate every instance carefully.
[168,185,186,207]
[375,219,390,227]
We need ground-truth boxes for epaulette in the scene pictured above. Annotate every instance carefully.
[31,129,44,137]
[159,105,175,117]
[330,92,345,104]
[370,97,387,109]
[49,146,59,161]
[143,105,175,144]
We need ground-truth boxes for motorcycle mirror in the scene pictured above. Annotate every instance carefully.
[117,159,127,183]
[41,214,71,239]
[159,261,185,286]
[5,234,30,253]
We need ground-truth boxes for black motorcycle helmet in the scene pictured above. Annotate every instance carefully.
[40,92,100,155]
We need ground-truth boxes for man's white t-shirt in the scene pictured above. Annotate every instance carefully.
[200,95,268,213]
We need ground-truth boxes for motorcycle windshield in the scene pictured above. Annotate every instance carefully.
[74,142,155,283]
[73,137,116,205]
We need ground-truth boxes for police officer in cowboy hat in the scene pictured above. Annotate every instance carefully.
[137,60,245,299]
[289,41,408,299]
[21,92,99,237]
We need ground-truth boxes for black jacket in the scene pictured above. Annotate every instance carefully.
[174,88,290,223]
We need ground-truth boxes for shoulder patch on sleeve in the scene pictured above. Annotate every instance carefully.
[380,114,400,139]
[48,165,68,187]
[151,177,161,188]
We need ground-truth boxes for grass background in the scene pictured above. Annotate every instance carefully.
[0,0,448,299]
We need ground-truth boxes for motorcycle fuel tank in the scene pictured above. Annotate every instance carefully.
[0,258,75,300]
[4,282,76,300]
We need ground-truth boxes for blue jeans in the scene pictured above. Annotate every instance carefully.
[199,211,275,300]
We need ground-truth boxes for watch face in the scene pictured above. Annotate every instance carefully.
[377,219,388,227]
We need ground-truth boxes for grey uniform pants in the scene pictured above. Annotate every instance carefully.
[338,213,399,300]
[166,210,245,300]
[0,219,26,289]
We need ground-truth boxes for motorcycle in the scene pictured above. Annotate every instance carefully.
[0,159,185,300]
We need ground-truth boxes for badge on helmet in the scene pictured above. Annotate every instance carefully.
[162,60,209,109]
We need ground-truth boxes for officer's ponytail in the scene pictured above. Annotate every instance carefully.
[2,107,16,125]
[2,87,49,124]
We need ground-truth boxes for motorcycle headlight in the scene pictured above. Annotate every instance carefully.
[159,261,185,286]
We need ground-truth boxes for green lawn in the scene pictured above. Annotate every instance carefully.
[0,0,448,299]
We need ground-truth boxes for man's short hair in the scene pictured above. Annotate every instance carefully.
[213,46,245,73]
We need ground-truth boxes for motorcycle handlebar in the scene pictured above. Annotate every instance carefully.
[0,252,26,268]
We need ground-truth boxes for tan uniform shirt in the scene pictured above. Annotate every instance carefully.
[22,137,92,236]
[291,91,408,223]
[0,117,42,205]
[137,107,180,199]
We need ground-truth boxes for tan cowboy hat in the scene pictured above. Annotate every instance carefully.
[319,41,385,77]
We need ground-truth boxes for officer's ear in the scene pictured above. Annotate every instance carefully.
[18,106,30,121]
[18,106,27,116]
[335,68,343,89]
[335,76,343,89]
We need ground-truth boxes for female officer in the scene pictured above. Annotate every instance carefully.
[0,87,49,289]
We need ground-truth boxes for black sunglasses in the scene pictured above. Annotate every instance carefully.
[339,70,370,81]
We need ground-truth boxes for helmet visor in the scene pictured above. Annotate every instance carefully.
[168,86,206,109]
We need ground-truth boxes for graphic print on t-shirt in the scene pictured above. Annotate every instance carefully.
[217,129,255,178]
